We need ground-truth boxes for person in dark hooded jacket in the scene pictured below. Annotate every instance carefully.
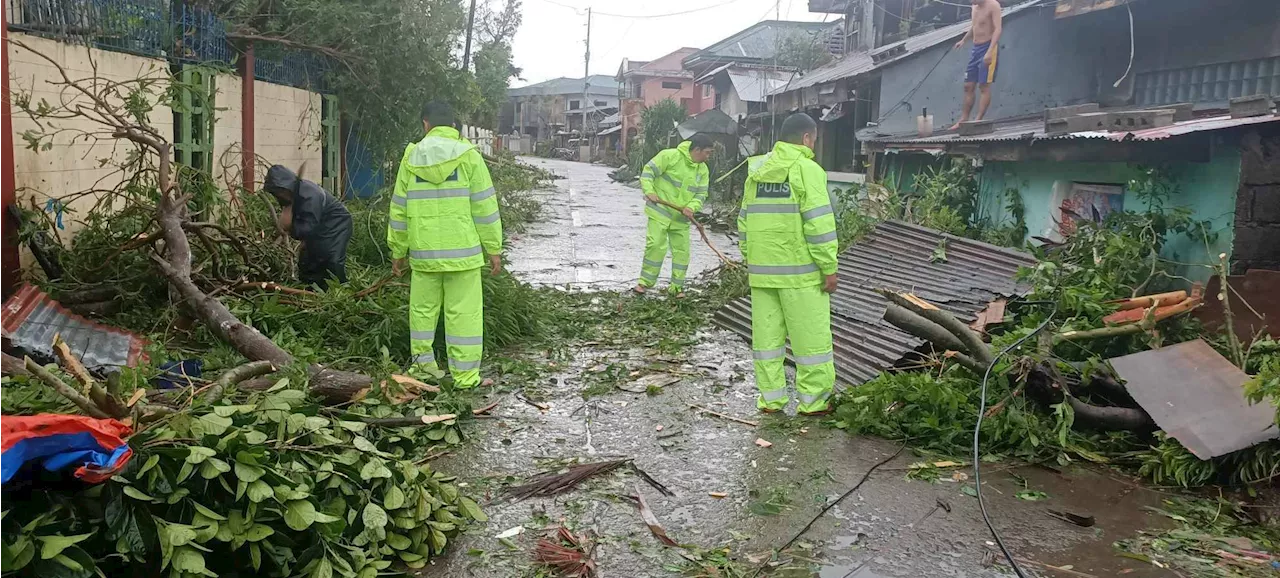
[264,165,353,288]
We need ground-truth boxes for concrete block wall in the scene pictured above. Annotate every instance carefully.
[8,33,173,241]
[253,80,322,183]
[6,33,329,272]
[212,72,243,189]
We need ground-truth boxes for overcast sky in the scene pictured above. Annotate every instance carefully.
[510,0,830,86]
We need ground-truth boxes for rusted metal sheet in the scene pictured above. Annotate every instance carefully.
[713,220,1037,386]
[2,284,147,371]
[871,114,1280,149]
[1109,339,1278,459]
[1055,0,1136,19]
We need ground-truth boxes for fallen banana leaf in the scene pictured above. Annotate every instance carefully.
[631,485,678,546]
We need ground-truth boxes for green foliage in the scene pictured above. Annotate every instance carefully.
[773,32,834,73]
[215,0,521,166]
[1116,497,1280,577]
[628,99,688,172]
[0,381,482,578]
[1244,345,1280,425]
[904,158,979,237]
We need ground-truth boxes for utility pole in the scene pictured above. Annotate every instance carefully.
[582,7,592,160]
[462,0,478,70]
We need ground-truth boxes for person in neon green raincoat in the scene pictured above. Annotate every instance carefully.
[387,101,504,388]
[738,113,839,415]
[634,134,715,296]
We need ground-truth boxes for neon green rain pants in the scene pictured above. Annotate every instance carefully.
[637,218,691,291]
[751,284,835,413]
[408,268,483,388]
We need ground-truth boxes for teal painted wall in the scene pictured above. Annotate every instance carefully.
[979,150,1241,284]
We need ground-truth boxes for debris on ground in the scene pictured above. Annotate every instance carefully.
[504,459,632,500]
[532,526,596,578]
[3,285,148,371]
[629,485,679,547]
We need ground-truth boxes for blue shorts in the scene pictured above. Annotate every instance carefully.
[966,41,998,84]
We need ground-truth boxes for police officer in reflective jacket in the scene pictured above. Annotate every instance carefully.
[265,164,353,289]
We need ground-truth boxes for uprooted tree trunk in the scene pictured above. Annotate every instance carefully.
[879,290,1156,433]
[13,41,370,404]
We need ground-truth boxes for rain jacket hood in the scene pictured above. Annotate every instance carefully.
[752,141,813,184]
[404,126,475,185]
[263,164,352,287]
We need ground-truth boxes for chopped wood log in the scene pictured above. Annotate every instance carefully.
[1106,290,1186,312]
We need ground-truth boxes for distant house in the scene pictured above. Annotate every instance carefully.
[616,48,699,154]
[503,75,620,144]
[772,0,1280,285]
[683,19,845,120]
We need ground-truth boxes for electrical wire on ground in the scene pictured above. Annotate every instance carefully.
[972,304,1059,578]
[746,442,908,578]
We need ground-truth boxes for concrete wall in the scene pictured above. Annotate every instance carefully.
[213,72,243,189]
[640,76,694,108]
[8,32,328,270]
[876,7,1102,135]
[253,79,322,185]
[979,153,1240,284]
[8,33,173,241]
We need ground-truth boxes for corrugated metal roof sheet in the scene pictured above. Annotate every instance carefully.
[686,20,842,65]
[509,75,620,97]
[729,71,792,103]
[2,285,147,371]
[774,0,1047,95]
[713,220,1037,386]
[869,114,1280,147]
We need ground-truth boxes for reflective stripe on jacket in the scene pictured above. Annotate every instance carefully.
[387,126,503,272]
[738,141,838,288]
[639,141,710,227]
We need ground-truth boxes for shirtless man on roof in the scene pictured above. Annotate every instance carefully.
[949,0,1003,130]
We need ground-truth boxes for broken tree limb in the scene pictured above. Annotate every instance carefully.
[53,336,123,416]
[689,404,759,427]
[206,360,278,405]
[233,281,318,297]
[882,303,986,373]
[881,291,994,366]
[361,413,458,428]
[1066,396,1155,432]
[2,352,31,377]
[651,197,739,268]
[24,356,110,419]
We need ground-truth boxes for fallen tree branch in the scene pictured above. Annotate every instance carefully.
[25,356,110,419]
[1066,396,1154,432]
[689,404,758,427]
[353,273,396,299]
[206,360,278,405]
[234,281,318,297]
[361,413,458,428]
[882,303,986,373]
[881,291,993,366]
[651,198,739,268]
[2,352,31,377]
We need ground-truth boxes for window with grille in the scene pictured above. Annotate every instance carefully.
[662,81,683,90]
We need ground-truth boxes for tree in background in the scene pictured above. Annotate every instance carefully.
[631,98,688,169]
[774,31,834,73]
[471,0,524,130]
[213,0,521,168]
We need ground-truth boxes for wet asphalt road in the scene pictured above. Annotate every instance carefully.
[505,158,739,290]
[418,158,1177,578]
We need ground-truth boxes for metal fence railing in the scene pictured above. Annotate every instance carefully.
[6,0,331,92]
